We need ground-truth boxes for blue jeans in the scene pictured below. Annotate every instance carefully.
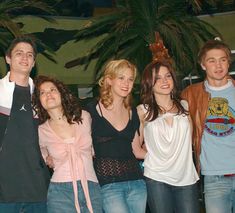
[145,177,199,213]
[47,180,102,213]
[204,175,235,213]
[101,179,147,213]
[0,202,47,213]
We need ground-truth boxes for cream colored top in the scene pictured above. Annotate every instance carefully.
[142,101,199,186]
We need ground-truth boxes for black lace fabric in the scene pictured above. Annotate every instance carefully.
[94,157,143,186]
[96,158,139,178]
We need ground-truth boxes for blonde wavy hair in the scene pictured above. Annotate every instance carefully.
[98,59,137,109]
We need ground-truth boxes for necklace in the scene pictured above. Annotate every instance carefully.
[159,103,175,114]
[50,115,65,121]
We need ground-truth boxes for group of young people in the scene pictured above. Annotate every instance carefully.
[0,35,234,213]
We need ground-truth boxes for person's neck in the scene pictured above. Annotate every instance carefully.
[155,95,174,111]
[107,97,126,111]
[207,77,228,88]
[48,109,66,123]
[9,71,29,87]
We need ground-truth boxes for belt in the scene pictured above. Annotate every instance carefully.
[224,174,235,177]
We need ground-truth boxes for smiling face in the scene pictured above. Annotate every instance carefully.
[201,49,230,87]
[153,66,174,97]
[39,81,62,112]
[6,42,35,77]
[107,67,135,99]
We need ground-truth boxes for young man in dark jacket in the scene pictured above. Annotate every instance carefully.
[0,36,50,213]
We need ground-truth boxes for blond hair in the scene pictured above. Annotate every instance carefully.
[198,39,231,64]
[99,59,137,109]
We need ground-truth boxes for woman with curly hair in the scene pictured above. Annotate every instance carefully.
[137,60,199,213]
[32,75,102,213]
[85,59,147,213]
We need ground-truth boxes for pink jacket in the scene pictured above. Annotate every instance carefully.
[39,110,97,213]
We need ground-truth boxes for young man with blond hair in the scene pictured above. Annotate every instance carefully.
[182,39,235,213]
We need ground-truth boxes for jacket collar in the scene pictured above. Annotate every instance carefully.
[3,71,34,94]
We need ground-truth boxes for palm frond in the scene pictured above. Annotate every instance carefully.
[0,0,58,61]
[66,0,220,80]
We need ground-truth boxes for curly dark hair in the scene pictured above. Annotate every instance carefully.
[32,75,82,125]
[140,60,187,122]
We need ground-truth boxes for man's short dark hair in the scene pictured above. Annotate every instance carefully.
[6,35,37,59]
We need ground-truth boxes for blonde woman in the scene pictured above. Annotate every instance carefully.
[86,59,147,213]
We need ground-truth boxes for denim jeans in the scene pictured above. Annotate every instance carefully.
[145,177,199,213]
[47,180,102,213]
[101,179,147,213]
[0,202,47,213]
[204,175,235,213]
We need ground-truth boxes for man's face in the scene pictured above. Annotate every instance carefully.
[5,42,35,76]
[201,49,230,87]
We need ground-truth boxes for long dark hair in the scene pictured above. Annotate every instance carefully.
[140,60,187,122]
[32,75,82,125]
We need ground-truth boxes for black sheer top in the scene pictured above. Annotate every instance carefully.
[86,100,143,186]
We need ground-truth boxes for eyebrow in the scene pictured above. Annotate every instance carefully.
[206,56,228,61]
[156,71,171,76]
[14,49,34,54]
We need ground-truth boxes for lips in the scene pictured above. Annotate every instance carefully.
[19,62,29,66]
[160,85,170,89]
[46,97,55,102]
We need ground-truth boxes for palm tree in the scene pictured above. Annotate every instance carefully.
[0,0,57,56]
[65,0,220,80]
